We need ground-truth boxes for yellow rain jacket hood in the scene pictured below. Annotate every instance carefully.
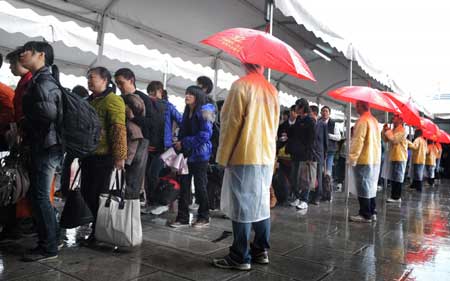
[383,124,408,162]
[349,111,381,165]
[409,137,427,165]
[216,73,279,167]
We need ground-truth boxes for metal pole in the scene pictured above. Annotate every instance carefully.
[384,111,389,193]
[344,44,353,203]
[162,61,168,89]
[213,56,219,101]
[266,1,274,82]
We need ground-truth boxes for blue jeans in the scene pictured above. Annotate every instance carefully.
[29,146,63,255]
[229,218,270,264]
[146,152,164,204]
[326,151,335,176]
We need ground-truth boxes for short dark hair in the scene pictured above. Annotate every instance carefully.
[6,47,23,64]
[282,110,290,117]
[295,98,310,114]
[72,85,89,98]
[114,68,136,85]
[147,81,164,95]
[23,41,59,81]
[321,106,331,113]
[310,105,319,115]
[290,105,296,112]
[197,76,213,94]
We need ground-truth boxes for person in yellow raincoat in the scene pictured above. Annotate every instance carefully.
[213,63,279,270]
[382,114,408,203]
[408,129,427,192]
[348,101,381,223]
[425,140,438,187]
[435,142,443,181]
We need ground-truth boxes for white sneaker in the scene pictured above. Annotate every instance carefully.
[386,198,401,203]
[150,205,169,215]
[296,201,308,210]
[349,215,372,223]
[336,183,343,192]
[289,199,300,207]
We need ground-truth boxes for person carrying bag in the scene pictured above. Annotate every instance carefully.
[95,169,142,247]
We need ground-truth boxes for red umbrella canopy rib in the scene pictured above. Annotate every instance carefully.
[381,91,421,127]
[328,86,399,113]
[201,27,315,81]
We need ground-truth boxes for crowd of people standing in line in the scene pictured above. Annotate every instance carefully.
[0,41,445,271]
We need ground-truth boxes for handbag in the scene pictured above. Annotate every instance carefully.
[95,169,142,247]
[0,148,30,207]
[60,167,94,228]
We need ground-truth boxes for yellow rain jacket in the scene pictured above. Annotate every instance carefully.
[383,124,408,162]
[436,143,442,159]
[426,143,437,166]
[217,73,279,166]
[408,137,427,165]
[349,111,381,165]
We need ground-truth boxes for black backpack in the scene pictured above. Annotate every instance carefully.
[55,80,101,158]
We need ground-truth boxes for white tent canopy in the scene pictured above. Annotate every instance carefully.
[0,0,403,120]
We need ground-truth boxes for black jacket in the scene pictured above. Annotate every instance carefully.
[286,115,316,161]
[132,91,166,152]
[277,119,295,150]
[313,119,329,163]
[22,66,62,149]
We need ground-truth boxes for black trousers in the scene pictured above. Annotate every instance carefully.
[80,155,114,232]
[358,197,376,219]
[391,181,403,200]
[177,161,209,223]
[412,180,424,192]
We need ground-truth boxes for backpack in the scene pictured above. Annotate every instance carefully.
[55,80,101,158]
[154,176,180,205]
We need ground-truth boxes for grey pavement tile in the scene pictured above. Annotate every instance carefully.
[41,247,157,281]
[0,254,51,281]
[230,271,299,281]
[138,247,242,281]
[132,271,191,281]
[8,270,81,281]
[320,268,381,281]
[142,227,227,255]
[253,254,331,281]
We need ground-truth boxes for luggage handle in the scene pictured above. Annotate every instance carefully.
[70,167,81,191]
[106,169,127,209]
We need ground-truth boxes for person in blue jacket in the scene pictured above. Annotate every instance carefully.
[162,89,182,149]
[170,86,212,228]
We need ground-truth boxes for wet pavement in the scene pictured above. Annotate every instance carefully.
[2,181,450,281]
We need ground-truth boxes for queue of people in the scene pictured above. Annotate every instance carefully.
[0,40,446,270]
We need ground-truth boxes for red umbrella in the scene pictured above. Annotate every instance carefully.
[421,118,440,140]
[437,130,450,144]
[381,92,421,127]
[201,28,315,81]
[328,86,400,113]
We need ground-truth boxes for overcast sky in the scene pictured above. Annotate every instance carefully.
[300,0,450,103]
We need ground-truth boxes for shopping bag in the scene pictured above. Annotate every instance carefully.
[95,169,142,247]
[60,167,93,228]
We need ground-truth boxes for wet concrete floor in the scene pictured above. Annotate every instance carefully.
[1,181,450,281]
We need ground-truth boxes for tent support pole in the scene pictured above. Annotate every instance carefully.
[266,0,274,82]
[163,61,169,89]
[344,44,353,204]
[384,111,389,192]
[213,56,219,101]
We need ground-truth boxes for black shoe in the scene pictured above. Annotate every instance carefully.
[80,234,96,247]
[212,256,251,270]
[192,218,210,228]
[252,251,269,264]
[22,247,58,262]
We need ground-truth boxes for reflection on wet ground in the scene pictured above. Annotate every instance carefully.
[2,181,450,280]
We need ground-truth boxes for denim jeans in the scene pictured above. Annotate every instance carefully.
[326,151,335,176]
[177,161,209,223]
[229,218,270,264]
[146,152,164,204]
[358,197,376,219]
[290,160,300,199]
[29,145,63,255]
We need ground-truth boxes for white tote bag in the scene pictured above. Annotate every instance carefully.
[95,169,142,247]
